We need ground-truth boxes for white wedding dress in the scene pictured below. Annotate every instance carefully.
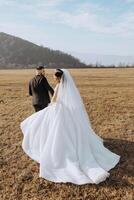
[20,69,120,185]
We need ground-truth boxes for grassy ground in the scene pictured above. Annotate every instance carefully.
[0,68,134,200]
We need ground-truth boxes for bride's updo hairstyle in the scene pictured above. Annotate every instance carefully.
[54,69,63,80]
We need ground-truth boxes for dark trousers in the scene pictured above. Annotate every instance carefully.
[33,104,48,112]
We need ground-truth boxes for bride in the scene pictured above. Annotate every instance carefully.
[20,69,120,185]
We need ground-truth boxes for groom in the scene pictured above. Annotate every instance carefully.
[29,66,54,112]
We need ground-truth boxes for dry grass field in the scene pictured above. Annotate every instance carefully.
[0,68,134,200]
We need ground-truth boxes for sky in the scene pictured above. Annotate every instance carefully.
[0,0,134,64]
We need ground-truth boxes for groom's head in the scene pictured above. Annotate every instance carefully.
[36,66,45,76]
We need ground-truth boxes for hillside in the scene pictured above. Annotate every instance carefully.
[0,32,85,69]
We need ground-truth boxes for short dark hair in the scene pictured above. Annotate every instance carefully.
[36,66,44,70]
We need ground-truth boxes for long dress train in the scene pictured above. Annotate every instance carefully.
[20,69,120,185]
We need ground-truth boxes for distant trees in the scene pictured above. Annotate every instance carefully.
[86,63,134,68]
[0,33,134,69]
[0,32,85,69]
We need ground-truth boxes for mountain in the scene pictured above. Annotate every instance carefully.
[0,32,85,69]
[71,52,134,66]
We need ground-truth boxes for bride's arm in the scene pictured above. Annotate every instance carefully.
[51,84,59,103]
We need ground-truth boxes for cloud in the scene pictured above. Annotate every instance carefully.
[125,0,134,3]
[0,0,134,37]
[29,2,134,37]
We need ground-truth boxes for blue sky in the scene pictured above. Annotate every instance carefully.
[0,0,134,61]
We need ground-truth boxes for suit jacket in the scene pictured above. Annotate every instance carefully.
[29,75,54,106]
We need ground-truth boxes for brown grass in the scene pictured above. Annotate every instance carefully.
[0,68,134,200]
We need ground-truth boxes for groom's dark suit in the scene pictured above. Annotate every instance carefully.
[29,74,54,112]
